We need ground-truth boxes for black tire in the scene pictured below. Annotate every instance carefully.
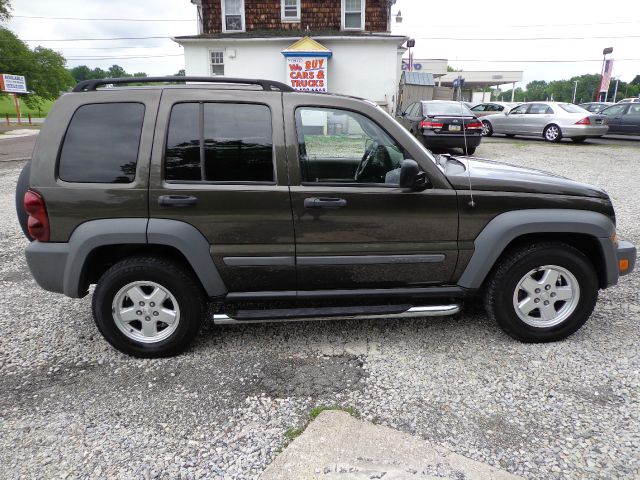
[481,120,493,137]
[543,124,563,143]
[484,242,598,343]
[15,161,31,240]
[464,146,477,155]
[92,256,207,358]
[571,137,587,143]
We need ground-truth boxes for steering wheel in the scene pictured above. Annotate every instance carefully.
[354,141,379,182]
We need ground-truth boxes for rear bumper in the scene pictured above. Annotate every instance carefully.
[421,132,482,148]
[562,125,609,137]
[25,241,69,295]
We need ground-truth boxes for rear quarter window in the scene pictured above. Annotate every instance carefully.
[58,103,145,183]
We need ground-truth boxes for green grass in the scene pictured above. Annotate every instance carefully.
[308,405,361,421]
[281,405,361,447]
[0,95,54,118]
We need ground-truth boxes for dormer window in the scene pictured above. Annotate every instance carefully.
[342,0,365,30]
[281,0,300,22]
[221,0,245,32]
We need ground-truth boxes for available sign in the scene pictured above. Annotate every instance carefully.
[286,57,327,93]
[0,74,28,94]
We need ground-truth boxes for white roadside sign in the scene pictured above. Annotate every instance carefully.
[0,74,28,94]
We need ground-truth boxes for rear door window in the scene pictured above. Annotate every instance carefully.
[58,103,145,183]
[165,102,274,183]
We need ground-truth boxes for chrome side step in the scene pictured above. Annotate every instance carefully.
[212,304,461,325]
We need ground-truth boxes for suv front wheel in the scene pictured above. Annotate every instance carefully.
[92,256,206,357]
[484,243,598,342]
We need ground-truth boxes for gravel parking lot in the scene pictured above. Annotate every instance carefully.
[0,139,638,479]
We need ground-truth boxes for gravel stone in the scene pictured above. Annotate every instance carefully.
[0,139,638,479]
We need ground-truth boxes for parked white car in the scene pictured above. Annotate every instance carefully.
[617,98,640,104]
[480,102,609,143]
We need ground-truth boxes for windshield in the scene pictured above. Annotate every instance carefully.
[558,103,588,113]
[423,102,473,116]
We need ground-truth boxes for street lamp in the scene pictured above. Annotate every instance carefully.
[572,80,578,104]
[597,47,613,102]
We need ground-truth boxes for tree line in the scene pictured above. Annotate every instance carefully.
[0,27,183,109]
[497,73,640,104]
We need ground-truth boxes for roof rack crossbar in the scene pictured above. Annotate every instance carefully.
[72,76,294,93]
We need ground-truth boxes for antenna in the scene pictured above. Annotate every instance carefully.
[457,76,475,208]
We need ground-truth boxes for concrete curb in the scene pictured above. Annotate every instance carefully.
[260,411,523,480]
[0,157,30,163]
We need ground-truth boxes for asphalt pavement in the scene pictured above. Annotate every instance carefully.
[0,129,38,162]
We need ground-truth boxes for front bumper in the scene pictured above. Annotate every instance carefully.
[617,240,636,277]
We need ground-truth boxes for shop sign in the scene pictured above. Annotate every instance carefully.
[286,57,327,93]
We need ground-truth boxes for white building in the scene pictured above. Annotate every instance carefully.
[175,0,407,113]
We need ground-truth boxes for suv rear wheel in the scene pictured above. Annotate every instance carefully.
[92,256,206,357]
[484,243,598,342]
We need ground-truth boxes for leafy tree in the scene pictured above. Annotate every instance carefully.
[630,75,640,86]
[0,28,74,108]
[175,69,186,76]
[107,64,128,78]
[0,0,11,22]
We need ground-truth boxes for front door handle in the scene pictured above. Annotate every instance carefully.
[158,195,198,207]
[304,197,347,209]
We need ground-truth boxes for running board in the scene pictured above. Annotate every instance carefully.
[212,304,461,325]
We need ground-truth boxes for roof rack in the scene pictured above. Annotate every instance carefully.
[72,76,295,93]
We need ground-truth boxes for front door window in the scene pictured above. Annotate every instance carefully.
[295,107,409,185]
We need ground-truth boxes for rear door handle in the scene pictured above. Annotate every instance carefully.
[304,197,347,209]
[158,195,198,207]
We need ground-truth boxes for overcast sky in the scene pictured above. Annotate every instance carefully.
[4,0,640,88]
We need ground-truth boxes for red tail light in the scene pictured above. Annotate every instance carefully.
[24,190,50,242]
[420,120,444,129]
[575,117,591,125]
[465,121,484,130]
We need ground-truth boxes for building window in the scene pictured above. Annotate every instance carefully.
[221,0,244,32]
[281,0,300,21]
[210,50,224,76]
[342,0,365,30]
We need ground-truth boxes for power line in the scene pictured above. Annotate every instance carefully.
[452,58,640,63]
[12,34,640,42]
[397,19,640,28]
[12,14,194,22]
[413,35,640,41]
[0,54,184,61]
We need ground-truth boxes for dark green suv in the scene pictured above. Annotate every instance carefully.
[17,77,636,357]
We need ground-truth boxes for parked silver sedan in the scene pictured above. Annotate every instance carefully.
[481,102,609,143]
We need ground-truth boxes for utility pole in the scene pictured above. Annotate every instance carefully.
[572,80,578,104]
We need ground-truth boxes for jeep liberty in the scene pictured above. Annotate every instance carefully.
[16,77,636,357]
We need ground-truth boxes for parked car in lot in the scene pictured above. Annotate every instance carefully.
[600,103,640,135]
[579,102,614,113]
[617,97,640,104]
[397,100,483,155]
[481,102,609,142]
[16,77,635,357]
[470,102,519,117]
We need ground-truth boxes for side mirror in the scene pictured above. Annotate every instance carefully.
[399,159,428,190]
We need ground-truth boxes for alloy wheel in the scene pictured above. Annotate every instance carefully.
[112,281,181,343]
[512,265,580,328]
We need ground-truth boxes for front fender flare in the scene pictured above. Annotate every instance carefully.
[457,209,617,289]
